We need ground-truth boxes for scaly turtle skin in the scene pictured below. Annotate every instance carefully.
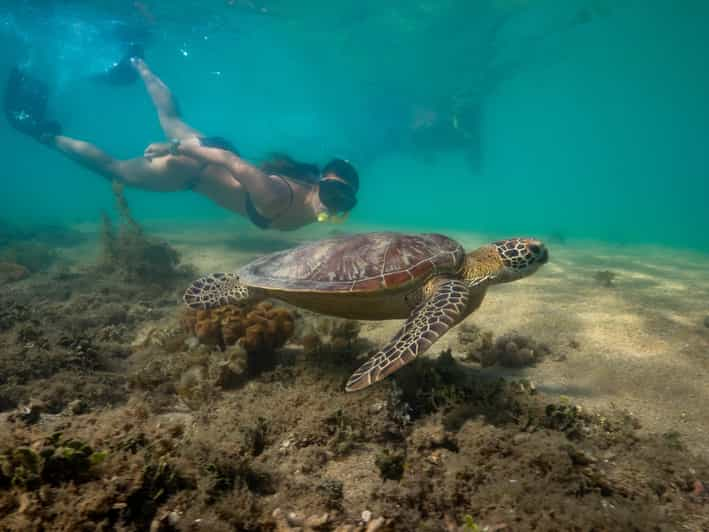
[183,232,548,392]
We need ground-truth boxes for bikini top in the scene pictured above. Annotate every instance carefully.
[244,174,295,229]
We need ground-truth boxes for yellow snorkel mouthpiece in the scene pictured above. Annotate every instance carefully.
[317,211,350,224]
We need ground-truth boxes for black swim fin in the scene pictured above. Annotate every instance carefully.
[4,67,62,141]
[97,43,144,86]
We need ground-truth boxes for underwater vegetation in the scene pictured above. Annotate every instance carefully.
[0,250,171,413]
[0,218,87,280]
[300,316,364,362]
[593,270,618,288]
[0,422,190,530]
[0,432,106,490]
[97,182,192,287]
[129,301,297,409]
[375,449,406,481]
[0,243,57,275]
[458,323,553,368]
[0,262,29,285]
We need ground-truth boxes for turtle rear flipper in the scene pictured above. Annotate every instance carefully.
[183,272,252,310]
[345,278,471,392]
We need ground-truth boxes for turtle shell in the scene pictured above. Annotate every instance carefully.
[238,232,465,293]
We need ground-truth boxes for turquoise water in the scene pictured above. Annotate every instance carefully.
[1,1,707,251]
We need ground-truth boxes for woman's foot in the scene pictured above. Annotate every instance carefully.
[97,43,144,86]
[130,56,152,79]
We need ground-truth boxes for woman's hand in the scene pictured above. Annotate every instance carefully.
[144,142,172,160]
[144,137,203,160]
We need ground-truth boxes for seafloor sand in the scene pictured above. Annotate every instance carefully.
[156,220,709,458]
[2,219,707,530]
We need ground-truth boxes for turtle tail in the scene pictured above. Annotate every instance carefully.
[183,273,251,310]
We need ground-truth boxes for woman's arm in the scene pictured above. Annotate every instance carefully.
[144,138,291,218]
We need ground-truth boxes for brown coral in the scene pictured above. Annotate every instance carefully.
[181,301,294,353]
[242,303,295,353]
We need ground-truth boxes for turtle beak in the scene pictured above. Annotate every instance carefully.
[529,241,549,266]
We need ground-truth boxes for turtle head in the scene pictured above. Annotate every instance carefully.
[463,237,548,288]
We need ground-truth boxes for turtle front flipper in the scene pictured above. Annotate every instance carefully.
[183,273,253,310]
[345,278,470,392]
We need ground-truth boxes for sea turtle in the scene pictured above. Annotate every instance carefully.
[183,232,548,392]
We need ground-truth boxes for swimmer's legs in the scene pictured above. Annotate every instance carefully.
[4,68,127,182]
[50,135,192,192]
[131,58,202,140]
[51,135,124,182]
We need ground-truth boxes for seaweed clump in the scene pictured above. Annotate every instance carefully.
[98,182,188,286]
[181,301,295,353]
[0,261,29,285]
[130,302,295,406]
[458,323,494,364]
[375,449,406,481]
[593,270,617,288]
[0,432,106,490]
[300,316,363,363]
[459,323,552,368]
[0,243,57,273]
[0,301,30,333]
[489,333,552,368]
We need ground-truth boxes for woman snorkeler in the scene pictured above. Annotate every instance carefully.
[4,58,359,231]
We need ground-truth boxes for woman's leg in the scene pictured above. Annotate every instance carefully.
[131,58,202,140]
[51,135,124,182]
[51,135,197,192]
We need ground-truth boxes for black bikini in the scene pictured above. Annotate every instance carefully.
[244,174,295,229]
[186,137,296,229]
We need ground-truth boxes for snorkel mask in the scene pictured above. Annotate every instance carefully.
[317,158,359,223]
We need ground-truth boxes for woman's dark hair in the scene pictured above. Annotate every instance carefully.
[322,158,359,192]
[260,153,320,184]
